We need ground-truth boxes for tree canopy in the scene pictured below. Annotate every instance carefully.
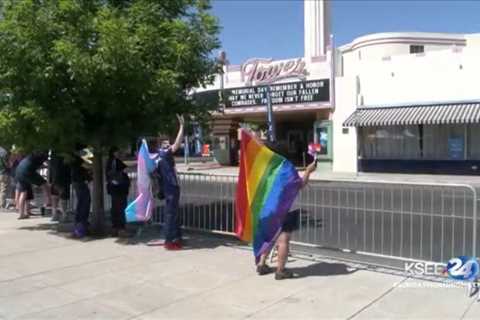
[0,0,221,151]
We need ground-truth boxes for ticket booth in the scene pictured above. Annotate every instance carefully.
[211,119,240,166]
[314,120,333,171]
[212,135,231,165]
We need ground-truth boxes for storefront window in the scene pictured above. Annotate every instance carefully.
[360,126,420,159]
[423,125,465,160]
[469,124,480,160]
[361,124,479,161]
[423,126,447,160]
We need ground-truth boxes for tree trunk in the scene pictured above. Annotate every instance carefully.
[91,150,105,235]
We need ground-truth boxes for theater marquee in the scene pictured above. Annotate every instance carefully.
[225,79,330,108]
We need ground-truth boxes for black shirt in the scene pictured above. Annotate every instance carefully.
[49,154,71,186]
[70,155,91,183]
[106,157,130,195]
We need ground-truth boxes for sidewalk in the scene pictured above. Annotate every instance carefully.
[0,209,479,319]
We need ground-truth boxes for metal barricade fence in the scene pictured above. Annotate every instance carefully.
[147,173,238,236]
[292,180,479,267]
[152,173,478,266]
[53,169,479,266]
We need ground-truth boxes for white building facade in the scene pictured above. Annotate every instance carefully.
[335,32,480,175]
[195,0,334,168]
[194,1,480,175]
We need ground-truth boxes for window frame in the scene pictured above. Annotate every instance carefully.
[409,45,425,54]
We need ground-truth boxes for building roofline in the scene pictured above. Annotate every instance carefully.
[358,99,480,109]
[339,32,468,52]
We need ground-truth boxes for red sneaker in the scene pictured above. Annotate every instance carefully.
[172,240,183,250]
[165,242,182,251]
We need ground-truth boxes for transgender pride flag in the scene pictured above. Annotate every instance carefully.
[125,139,157,223]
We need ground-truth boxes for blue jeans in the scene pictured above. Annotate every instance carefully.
[73,182,90,228]
[164,188,181,242]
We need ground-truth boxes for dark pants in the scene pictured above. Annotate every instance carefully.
[164,188,181,242]
[110,193,127,229]
[73,182,90,228]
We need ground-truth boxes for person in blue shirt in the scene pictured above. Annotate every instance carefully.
[156,114,184,250]
[15,152,51,219]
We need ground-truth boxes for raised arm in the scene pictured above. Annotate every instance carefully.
[171,114,185,153]
[301,160,316,188]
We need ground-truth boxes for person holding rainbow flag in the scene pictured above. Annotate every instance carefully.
[235,129,316,280]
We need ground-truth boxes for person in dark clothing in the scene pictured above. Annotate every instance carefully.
[15,152,51,219]
[0,147,9,209]
[155,114,184,250]
[49,152,71,222]
[70,147,92,238]
[8,149,23,210]
[106,146,130,237]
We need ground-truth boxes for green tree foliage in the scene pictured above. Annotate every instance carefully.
[0,0,220,232]
[0,0,220,151]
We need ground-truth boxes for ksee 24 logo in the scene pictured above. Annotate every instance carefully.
[405,256,479,282]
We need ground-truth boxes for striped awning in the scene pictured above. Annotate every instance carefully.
[343,102,480,127]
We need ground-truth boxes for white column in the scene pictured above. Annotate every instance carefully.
[304,0,331,58]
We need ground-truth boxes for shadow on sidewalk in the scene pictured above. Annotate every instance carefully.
[17,221,99,242]
[290,262,358,279]
[114,222,242,251]
[17,218,242,250]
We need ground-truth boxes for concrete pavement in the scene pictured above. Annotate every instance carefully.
[0,209,479,319]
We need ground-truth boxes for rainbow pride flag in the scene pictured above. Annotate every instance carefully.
[235,129,303,262]
[125,139,157,223]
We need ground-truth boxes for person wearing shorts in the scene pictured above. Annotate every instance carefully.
[255,153,316,280]
[15,152,51,219]
[8,149,23,210]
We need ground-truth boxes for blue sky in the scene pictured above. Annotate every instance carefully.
[211,0,480,65]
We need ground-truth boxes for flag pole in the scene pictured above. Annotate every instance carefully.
[266,84,276,143]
